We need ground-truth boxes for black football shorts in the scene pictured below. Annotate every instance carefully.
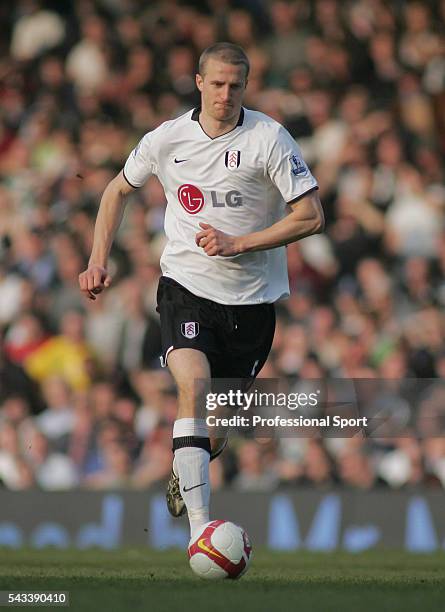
[156,276,275,383]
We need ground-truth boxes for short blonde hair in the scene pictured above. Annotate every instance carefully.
[199,42,249,79]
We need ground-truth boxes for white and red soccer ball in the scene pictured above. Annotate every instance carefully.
[188,520,252,580]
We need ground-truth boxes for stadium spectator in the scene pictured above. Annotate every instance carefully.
[0,422,23,489]
[24,308,97,391]
[0,331,44,413]
[35,376,75,451]
[25,428,79,490]
[83,441,132,489]
[233,441,280,492]
[10,0,65,61]
[132,427,174,489]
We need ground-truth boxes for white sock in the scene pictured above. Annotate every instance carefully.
[173,418,210,539]
[174,447,210,538]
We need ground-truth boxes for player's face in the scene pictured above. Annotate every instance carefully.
[196,58,247,123]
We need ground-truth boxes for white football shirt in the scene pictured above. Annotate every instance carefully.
[123,107,318,305]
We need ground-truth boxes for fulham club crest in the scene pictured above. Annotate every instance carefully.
[225,150,241,170]
[181,322,200,339]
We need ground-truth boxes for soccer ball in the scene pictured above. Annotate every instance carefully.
[188,520,252,579]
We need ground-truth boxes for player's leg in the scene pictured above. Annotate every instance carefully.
[157,276,225,520]
[167,347,212,538]
[207,302,276,449]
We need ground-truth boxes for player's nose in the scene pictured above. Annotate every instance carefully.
[221,85,231,102]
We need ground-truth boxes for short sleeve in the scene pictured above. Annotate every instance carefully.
[267,126,318,203]
[123,132,155,188]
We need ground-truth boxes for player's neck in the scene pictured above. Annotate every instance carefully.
[198,108,242,139]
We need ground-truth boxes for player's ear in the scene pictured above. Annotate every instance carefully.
[196,73,203,92]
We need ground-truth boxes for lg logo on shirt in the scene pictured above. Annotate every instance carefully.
[178,184,205,214]
[178,184,243,214]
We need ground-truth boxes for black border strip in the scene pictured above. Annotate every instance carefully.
[287,185,319,205]
[123,169,139,189]
[191,106,245,140]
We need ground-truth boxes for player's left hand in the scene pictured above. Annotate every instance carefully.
[195,223,240,257]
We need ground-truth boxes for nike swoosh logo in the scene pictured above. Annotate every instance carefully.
[183,482,206,493]
[197,538,224,559]
[174,158,188,163]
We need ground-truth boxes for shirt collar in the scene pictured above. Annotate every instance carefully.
[191,106,244,126]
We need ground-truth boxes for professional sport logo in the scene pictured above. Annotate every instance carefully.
[178,184,205,214]
[181,322,200,339]
[225,150,241,170]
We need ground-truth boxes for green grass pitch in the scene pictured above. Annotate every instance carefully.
[1,549,444,612]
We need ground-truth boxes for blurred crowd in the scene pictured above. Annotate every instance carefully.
[1,0,445,492]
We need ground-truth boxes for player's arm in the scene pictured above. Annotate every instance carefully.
[79,170,136,300]
[195,189,324,257]
[239,189,324,252]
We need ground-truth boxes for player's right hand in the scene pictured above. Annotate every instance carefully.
[78,264,112,301]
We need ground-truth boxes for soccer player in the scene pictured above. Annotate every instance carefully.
[79,43,323,540]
